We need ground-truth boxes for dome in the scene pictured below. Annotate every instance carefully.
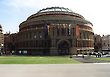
[19,7,91,29]
[27,7,84,20]
[0,24,2,32]
[0,24,2,28]
[38,7,73,13]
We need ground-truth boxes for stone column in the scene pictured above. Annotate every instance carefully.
[70,47,77,55]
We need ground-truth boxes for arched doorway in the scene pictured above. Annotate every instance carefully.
[57,40,70,55]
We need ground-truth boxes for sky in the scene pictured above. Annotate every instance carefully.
[0,0,110,35]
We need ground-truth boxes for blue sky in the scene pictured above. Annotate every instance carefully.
[0,0,110,35]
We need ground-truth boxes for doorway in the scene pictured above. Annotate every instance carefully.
[58,40,70,55]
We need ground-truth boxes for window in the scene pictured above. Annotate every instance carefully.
[68,24,71,35]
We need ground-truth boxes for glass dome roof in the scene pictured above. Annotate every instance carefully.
[38,7,73,13]
[27,7,85,20]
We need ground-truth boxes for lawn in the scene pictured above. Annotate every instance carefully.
[0,56,80,64]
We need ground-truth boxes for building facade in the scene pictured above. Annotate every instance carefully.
[4,33,16,55]
[14,7,94,55]
[94,34,102,52]
[102,35,110,53]
[0,25,4,54]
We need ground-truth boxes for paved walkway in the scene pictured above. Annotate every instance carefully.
[73,55,110,63]
[0,64,110,77]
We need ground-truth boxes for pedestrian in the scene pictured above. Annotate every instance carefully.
[96,52,98,57]
[82,54,84,58]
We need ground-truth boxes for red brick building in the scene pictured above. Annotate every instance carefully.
[4,7,94,55]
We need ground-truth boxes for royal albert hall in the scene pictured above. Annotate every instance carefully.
[15,7,94,55]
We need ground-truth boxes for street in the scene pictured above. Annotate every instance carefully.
[0,64,110,77]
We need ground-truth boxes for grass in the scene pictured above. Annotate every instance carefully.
[0,56,80,64]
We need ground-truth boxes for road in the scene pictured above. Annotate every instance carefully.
[0,64,110,77]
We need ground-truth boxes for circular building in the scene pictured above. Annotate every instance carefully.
[16,7,94,55]
[0,24,4,53]
[0,25,2,32]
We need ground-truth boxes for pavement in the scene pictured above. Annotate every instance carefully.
[0,64,110,77]
[73,55,110,63]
